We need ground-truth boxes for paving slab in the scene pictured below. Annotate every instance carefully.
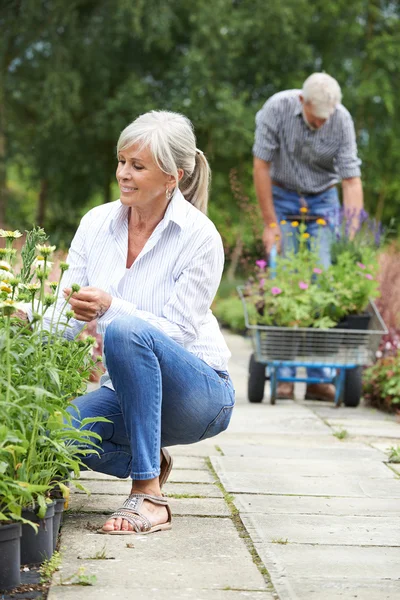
[213,470,400,497]
[219,443,386,461]
[250,543,400,600]
[49,589,274,600]
[233,494,400,517]
[308,403,398,422]
[68,494,231,516]
[166,441,222,457]
[49,515,270,597]
[327,419,400,438]
[76,456,207,476]
[73,469,216,493]
[72,481,223,498]
[240,512,400,546]
[217,433,338,446]
[226,406,330,436]
[389,463,400,475]
[211,456,391,478]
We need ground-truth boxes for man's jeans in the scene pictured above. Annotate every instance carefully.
[67,316,235,480]
[272,184,340,381]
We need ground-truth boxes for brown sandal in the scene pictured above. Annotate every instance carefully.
[159,448,173,488]
[98,493,172,535]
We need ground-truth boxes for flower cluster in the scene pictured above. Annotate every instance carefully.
[244,214,380,328]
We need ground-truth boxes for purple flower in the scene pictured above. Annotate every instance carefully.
[365,273,373,280]
[299,281,309,290]
[271,287,282,295]
[313,267,322,274]
[256,259,267,269]
[357,262,366,269]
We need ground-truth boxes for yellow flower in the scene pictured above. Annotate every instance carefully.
[0,283,12,294]
[280,220,287,225]
[291,221,299,227]
[300,207,308,213]
[316,218,326,226]
[302,233,310,239]
[269,222,278,228]
[0,260,12,272]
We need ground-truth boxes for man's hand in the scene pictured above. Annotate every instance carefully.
[64,286,112,322]
[262,224,281,254]
[342,177,364,240]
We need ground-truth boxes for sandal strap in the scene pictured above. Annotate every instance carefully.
[122,493,169,511]
[110,508,152,533]
[109,493,171,533]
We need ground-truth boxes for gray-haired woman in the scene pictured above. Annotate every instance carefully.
[61,111,234,535]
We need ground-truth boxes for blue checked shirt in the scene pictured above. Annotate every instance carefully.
[253,90,361,194]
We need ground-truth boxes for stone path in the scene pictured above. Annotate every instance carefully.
[49,330,400,600]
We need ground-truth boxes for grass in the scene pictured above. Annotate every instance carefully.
[333,429,348,440]
[271,538,289,544]
[58,567,97,587]
[388,445,400,463]
[39,551,62,583]
[205,457,277,597]
[87,544,114,560]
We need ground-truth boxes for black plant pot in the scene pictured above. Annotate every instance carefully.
[338,313,371,330]
[21,502,55,565]
[52,498,65,551]
[0,522,22,590]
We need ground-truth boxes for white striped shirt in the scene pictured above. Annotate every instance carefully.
[45,189,231,382]
[253,90,361,194]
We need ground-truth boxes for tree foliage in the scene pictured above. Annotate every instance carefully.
[1,0,399,251]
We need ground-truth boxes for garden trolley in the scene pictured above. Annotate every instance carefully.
[237,286,387,407]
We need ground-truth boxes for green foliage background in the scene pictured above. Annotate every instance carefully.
[1,0,399,255]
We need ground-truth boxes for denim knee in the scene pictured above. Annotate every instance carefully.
[104,316,152,351]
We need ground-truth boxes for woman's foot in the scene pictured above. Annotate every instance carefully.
[101,481,170,534]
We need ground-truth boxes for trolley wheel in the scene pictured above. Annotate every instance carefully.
[342,367,362,407]
[248,353,266,403]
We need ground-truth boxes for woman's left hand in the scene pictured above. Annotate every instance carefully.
[63,286,112,322]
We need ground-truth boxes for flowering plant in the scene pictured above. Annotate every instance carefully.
[0,228,103,524]
[243,215,380,328]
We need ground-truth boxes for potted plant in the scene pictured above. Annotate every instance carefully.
[242,216,381,358]
[0,228,105,571]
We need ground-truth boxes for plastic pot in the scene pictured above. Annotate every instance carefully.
[0,522,22,590]
[338,313,371,330]
[52,498,65,551]
[21,501,55,565]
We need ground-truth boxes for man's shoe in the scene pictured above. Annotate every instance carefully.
[305,383,335,402]
[277,382,294,399]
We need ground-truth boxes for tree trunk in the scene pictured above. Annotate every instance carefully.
[0,74,7,227]
[36,179,48,226]
[226,232,244,282]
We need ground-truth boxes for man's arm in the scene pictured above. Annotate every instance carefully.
[253,157,281,253]
[342,176,363,213]
[342,176,363,236]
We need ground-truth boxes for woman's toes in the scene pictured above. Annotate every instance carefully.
[102,518,116,532]
[121,519,131,531]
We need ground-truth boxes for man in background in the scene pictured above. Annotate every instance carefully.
[253,72,363,401]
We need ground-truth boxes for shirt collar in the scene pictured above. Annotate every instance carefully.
[110,188,188,235]
[294,94,303,117]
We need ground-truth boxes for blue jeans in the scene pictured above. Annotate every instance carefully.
[273,184,340,382]
[67,317,235,480]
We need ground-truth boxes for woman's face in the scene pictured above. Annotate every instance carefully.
[116,144,173,210]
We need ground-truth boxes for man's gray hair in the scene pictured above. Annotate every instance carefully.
[302,73,342,119]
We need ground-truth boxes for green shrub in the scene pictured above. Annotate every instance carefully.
[363,352,400,413]
[213,296,246,333]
